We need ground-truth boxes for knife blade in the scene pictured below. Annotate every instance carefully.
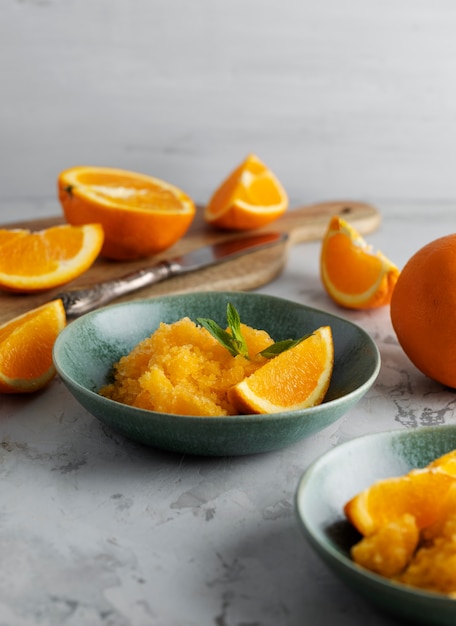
[57,231,289,317]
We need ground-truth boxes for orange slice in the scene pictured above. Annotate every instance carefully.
[0,300,66,393]
[228,325,333,414]
[204,153,288,230]
[344,468,456,537]
[0,223,103,292]
[320,215,400,309]
[58,166,196,260]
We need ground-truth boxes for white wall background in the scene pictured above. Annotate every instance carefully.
[2,0,456,221]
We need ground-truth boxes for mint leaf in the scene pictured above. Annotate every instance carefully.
[259,333,314,358]
[226,303,249,358]
[197,317,240,357]
[197,304,315,360]
[197,303,249,358]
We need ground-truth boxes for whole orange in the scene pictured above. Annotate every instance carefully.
[390,234,456,388]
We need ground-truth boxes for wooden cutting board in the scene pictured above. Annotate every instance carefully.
[0,200,380,325]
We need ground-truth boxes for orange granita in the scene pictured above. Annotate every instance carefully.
[351,514,420,578]
[99,317,274,416]
[347,454,456,596]
[397,510,456,595]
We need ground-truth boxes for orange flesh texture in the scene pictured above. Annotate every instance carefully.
[0,229,29,247]
[205,155,288,229]
[344,469,456,537]
[65,169,190,212]
[324,231,385,294]
[229,326,333,413]
[0,300,66,393]
[321,216,399,308]
[99,319,273,416]
[223,160,284,210]
[0,226,86,275]
[0,224,103,292]
[428,450,456,475]
[59,167,195,260]
[206,160,250,219]
[351,514,420,578]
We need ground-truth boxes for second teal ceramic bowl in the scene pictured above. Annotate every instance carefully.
[53,291,380,456]
[296,425,456,625]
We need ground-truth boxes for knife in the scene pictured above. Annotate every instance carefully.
[57,231,289,318]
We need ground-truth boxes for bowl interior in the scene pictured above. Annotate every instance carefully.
[296,425,456,624]
[55,291,379,399]
[53,291,380,455]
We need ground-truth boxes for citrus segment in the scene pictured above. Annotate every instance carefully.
[344,468,456,537]
[0,223,104,292]
[0,228,29,247]
[204,154,288,230]
[390,234,456,389]
[0,300,66,393]
[228,325,334,414]
[58,166,196,260]
[320,215,400,309]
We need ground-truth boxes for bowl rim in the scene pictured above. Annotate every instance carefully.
[295,425,456,605]
[53,291,381,421]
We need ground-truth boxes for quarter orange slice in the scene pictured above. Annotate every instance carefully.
[0,300,66,393]
[0,223,103,292]
[58,166,196,260]
[320,215,399,309]
[204,154,288,230]
[228,325,333,414]
[344,468,456,537]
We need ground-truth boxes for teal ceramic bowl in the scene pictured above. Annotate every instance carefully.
[295,425,456,625]
[53,291,380,456]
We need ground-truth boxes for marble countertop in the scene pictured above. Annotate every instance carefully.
[1,202,455,625]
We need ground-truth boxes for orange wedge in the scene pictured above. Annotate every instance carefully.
[228,325,333,414]
[320,215,400,309]
[58,166,196,260]
[204,154,288,230]
[0,300,66,393]
[344,468,456,537]
[0,223,104,292]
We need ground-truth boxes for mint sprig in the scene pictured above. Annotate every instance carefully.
[197,303,313,360]
[197,303,249,358]
[259,334,313,358]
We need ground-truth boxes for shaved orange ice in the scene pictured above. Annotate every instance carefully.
[345,448,456,596]
[100,317,273,416]
[99,306,334,417]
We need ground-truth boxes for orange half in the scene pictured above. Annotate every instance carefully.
[204,154,288,230]
[320,215,399,309]
[58,166,196,260]
[0,300,66,393]
[228,325,334,414]
[0,223,104,292]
